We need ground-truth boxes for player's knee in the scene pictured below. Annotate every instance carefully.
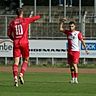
[71,66,75,71]
[24,58,29,63]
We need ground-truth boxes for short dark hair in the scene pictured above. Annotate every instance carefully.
[16,8,23,16]
[69,21,76,25]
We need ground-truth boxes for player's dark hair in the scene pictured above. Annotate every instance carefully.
[16,8,23,16]
[69,21,76,25]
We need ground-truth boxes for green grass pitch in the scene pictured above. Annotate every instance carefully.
[0,72,96,96]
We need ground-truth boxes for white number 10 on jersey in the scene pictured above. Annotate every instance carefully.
[15,24,23,35]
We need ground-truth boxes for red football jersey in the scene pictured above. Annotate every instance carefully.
[64,30,83,51]
[8,16,40,45]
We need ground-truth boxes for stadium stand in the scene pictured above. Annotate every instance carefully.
[0,5,95,38]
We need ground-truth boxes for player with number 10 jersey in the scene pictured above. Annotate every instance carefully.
[7,8,41,87]
[8,13,40,58]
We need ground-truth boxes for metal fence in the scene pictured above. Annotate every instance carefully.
[0,12,96,65]
[0,14,96,38]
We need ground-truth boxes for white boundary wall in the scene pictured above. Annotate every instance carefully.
[0,39,96,58]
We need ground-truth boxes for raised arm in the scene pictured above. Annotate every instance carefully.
[25,15,41,24]
[59,18,67,32]
[29,11,41,22]
[31,15,41,22]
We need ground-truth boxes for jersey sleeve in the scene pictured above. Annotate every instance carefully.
[78,32,83,41]
[25,15,41,24]
[7,21,14,40]
[30,15,41,22]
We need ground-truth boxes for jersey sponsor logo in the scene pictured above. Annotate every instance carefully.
[68,33,77,40]
[68,36,75,39]
[81,43,96,50]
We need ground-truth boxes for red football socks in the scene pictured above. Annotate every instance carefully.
[13,64,18,79]
[20,62,28,76]
[71,72,75,78]
[74,73,78,78]
[71,72,78,78]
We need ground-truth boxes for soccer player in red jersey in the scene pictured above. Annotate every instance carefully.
[60,18,89,84]
[7,8,41,87]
